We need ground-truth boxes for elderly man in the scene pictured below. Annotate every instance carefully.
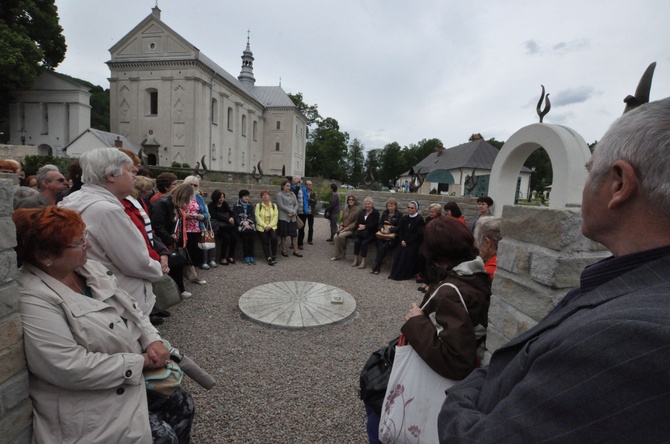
[15,164,68,208]
[291,175,310,249]
[59,148,164,318]
[438,97,670,442]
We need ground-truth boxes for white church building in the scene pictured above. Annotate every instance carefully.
[107,6,307,175]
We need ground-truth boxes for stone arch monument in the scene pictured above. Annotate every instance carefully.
[489,123,592,210]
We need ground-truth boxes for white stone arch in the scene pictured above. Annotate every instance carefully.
[489,123,592,210]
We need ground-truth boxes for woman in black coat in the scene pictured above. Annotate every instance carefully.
[208,189,237,265]
[370,197,403,275]
[388,200,425,281]
[351,197,380,270]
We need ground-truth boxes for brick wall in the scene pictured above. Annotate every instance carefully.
[0,175,32,443]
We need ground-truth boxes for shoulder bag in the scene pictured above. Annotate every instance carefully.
[152,275,182,311]
[143,340,184,398]
[378,283,469,444]
[198,218,216,250]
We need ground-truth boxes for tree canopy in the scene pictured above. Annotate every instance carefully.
[288,92,321,126]
[0,0,67,106]
[305,117,349,179]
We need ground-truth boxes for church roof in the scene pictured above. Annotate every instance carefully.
[253,86,296,107]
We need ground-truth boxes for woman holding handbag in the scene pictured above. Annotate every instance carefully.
[371,217,492,444]
[183,176,214,270]
[151,183,198,298]
[370,198,402,275]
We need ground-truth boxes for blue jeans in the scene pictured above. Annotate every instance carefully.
[365,404,381,444]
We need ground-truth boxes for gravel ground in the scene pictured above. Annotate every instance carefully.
[159,218,419,443]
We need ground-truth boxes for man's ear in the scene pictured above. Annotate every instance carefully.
[608,160,638,209]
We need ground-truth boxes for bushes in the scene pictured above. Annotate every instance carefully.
[21,155,76,176]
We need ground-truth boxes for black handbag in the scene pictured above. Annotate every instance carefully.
[359,336,400,414]
[167,247,187,267]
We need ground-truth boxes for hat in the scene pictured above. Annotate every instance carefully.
[239,189,250,199]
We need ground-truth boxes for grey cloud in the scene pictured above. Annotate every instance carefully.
[552,86,595,107]
[525,39,589,55]
[524,40,541,54]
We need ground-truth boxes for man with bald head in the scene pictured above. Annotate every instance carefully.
[438,97,670,442]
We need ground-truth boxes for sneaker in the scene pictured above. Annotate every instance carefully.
[271,257,278,265]
[192,279,207,285]
[209,261,217,268]
[200,263,210,270]
[181,291,192,299]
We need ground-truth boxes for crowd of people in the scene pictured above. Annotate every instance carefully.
[8,94,667,443]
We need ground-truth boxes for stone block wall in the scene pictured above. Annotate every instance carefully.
[0,176,32,443]
[483,205,609,363]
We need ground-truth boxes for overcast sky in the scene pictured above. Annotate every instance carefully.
[54,0,669,151]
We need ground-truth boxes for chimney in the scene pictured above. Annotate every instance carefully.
[114,136,123,148]
[436,142,445,156]
[151,6,161,19]
[469,133,483,142]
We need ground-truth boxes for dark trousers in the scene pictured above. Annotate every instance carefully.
[354,233,375,257]
[216,227,237,261]
[306,214,315,243]
[258,229,278,258]
[374,239,396,268]
[186,232,203,266]
[297,213,308,246]
[239,230,255,258]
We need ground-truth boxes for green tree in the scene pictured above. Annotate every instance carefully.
[401,138,442,170]
[486,137,505,150]
[365,149,382,184]
[524,147,553,193]
[346,138,365,186]
[305,117,349,179]
[288,92,321,126]
[0,0,67,108]
[378,142,404,184]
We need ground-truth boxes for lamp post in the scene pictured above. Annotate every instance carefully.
[19,128,26,145]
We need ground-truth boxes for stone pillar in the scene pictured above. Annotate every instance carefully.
[483,205,609,363]
[0,176,32,443]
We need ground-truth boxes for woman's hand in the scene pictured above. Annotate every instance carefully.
[358,224,366,230]
[159,255,170,274]
[145,340,171,368]
[228,217,235,225]
[401,240,407,247]
[404,303,423,321]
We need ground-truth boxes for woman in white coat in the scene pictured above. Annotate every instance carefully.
[14,206,194,443]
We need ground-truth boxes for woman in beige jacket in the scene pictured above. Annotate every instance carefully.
[330,195,362,260]
[15,206,194,443]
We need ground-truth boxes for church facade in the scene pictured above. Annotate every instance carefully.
[107,6,307,176]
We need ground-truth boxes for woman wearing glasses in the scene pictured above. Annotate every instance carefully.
[330,195,361,261]
[388,200,425,280]
[14,206,194,443]
[182,176,214,270]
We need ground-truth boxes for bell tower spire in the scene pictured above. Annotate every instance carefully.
[238,30,256,88]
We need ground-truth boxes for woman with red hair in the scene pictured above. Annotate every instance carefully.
[14,206,194,443]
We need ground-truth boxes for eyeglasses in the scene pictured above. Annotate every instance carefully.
[68,231,89,249]
[407,206,416,210]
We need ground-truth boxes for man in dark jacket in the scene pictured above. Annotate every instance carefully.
[438,97,670,442]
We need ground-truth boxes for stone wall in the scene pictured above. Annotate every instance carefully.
[483,205,609,363]
[0,175,32,443]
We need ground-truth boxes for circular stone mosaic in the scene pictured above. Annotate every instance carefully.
[238,281,356,328]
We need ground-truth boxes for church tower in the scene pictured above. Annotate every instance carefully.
[238,32,256,89]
